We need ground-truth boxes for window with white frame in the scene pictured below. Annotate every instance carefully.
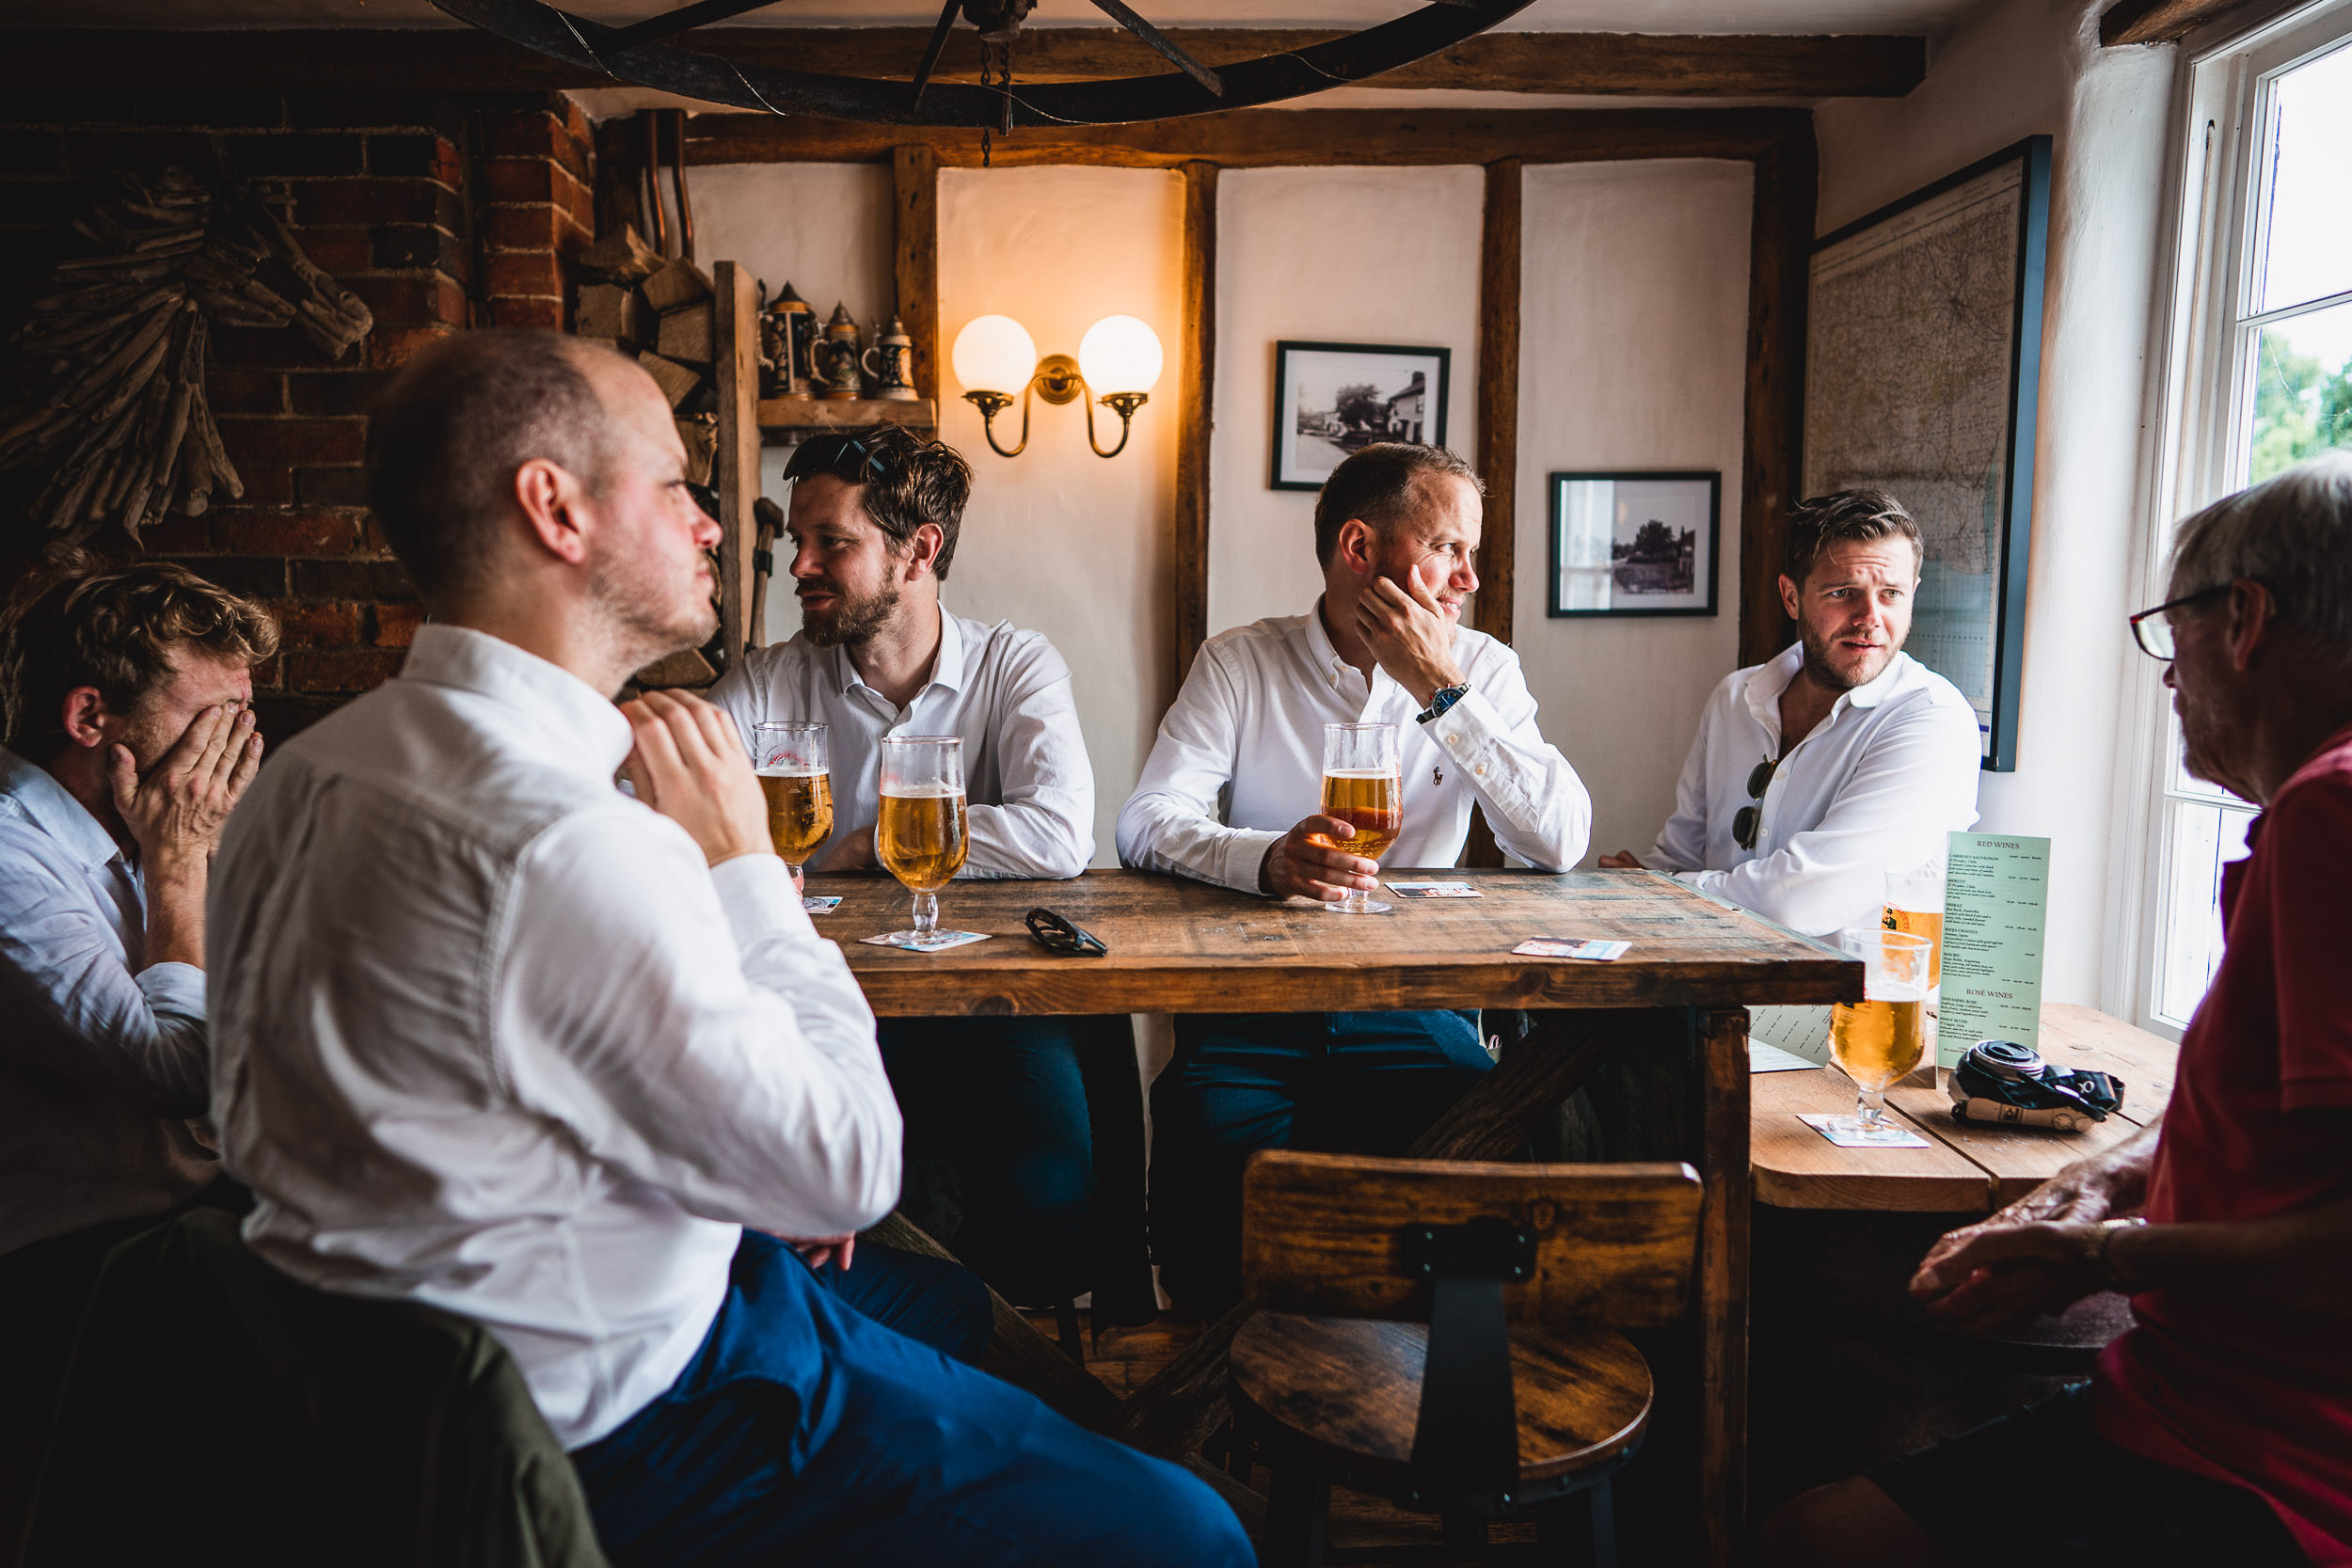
[2149,9,2352,1031]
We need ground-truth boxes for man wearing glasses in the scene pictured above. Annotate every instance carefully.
[1767,454,2352,1568]
[709,427,1101,1312]
[1597,489,1979,939]
[1119,442,1590,1315]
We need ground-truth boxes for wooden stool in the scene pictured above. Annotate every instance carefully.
[1228,1150,1706,1567]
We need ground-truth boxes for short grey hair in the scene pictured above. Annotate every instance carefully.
[2168,452,2352,663]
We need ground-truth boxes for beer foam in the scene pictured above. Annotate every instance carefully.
[881,784,963,799]
[1324,768,1400,779]
[755,766,825,778]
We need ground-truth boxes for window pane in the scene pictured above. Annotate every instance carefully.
[2246,298,2352,483]
[2167,710,2251,803]
[2254,40,2352,314]
[2157,800,2256,1026]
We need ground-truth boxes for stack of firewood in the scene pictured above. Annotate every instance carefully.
[0,168,373,546]
[575,223,718,486]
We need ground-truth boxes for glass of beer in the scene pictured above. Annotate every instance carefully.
[751,721,833,871]
[875,735,969,942]
[1826,927,1933,1142]
[1884,860,1946,1059]
[1318,721,1402,915]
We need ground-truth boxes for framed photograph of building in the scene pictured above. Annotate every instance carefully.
[1270,341,1451,491]
[1548,470,1722,617]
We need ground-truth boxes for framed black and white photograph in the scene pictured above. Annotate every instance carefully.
[1270,341,1451,491]
[1548,470,1722,618]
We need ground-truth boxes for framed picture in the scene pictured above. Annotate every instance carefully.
[1804,136,2053,771]
[1270,341,1451,491]
[1547,470,1722,618]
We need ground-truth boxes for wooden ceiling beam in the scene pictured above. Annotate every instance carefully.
[615,105,1812,169]
[2098,0,2258,43]
[0,26,1923,99]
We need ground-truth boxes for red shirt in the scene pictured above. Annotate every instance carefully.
[2098,722,2352,1565]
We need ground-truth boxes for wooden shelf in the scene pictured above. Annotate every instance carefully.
[756,396,938,438]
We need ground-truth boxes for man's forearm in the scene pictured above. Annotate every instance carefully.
[2111,1188,2352,1315]
[143,858,207,971]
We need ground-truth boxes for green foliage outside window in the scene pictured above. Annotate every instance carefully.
[2250,335,2352,482]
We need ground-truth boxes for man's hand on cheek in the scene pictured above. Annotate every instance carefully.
[1355,567,1464,708]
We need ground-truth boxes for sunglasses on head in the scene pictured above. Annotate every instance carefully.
[1025,907,1107,958]
[1733,755,1779,852]
[786,433,903,489]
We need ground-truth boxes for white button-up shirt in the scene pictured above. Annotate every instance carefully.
[1642,643,1981,937]
[1117,605,1591,891]
[209,626,898,1449]
[710,609,1094,879]
[0,748,215,1255]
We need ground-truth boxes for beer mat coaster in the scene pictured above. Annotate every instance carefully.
[1511,937,1630,961]
[802,896,843,914]
[1387,880,1482,898]
[1748,1040,1821,1074]
[1796,1113,1931,1149]
[859,930,992,954]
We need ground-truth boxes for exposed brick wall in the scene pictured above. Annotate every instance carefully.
[0,89,594,739]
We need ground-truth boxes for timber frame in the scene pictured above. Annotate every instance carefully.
[598,104,1815,683]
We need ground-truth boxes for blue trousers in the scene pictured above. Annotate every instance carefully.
[572,1233,1248,1568]
[878,1017,1092,1307]
[1149,1010,1492,1315]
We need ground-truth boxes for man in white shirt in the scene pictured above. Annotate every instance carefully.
[0,559,272,1511]
[1597,488,1979,939]
[710,428,1098,1308]
[209,330,1248,1567]
[1119,442,1591,1312]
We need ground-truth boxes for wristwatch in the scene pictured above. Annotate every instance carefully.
[2085,1216,2148,1292]
[1416,681,1471,726]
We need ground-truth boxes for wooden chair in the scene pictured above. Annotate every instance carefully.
[1229,1150,1706,1566]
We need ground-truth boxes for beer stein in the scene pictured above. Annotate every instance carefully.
[863,317,919,402]
[761,281,815,397]
[815,304,865,401]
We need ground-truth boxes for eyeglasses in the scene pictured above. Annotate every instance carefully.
[1733,756,1779,851]
[1025,907,1107,958]
[2127,582,2234,660]
[785,433,902,489]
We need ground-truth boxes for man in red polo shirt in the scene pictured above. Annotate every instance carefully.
[1764,452,2352,1568]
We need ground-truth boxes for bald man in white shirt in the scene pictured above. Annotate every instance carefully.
[1120,442,1591,1313]
[1598,489,1979,938]
[208,330,1248,1568]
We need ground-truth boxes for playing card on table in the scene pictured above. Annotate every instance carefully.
[1511,937,1630,961]
[859,930,991,954]
[1796,1113,1930,1149]
[1386,880,1482,898]
[802,896,843,914]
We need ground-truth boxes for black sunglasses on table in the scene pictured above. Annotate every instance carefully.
[1025,907,1108,958]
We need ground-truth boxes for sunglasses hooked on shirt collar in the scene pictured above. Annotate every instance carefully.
[1733,755,1780,852]
[1025,907,1108,958]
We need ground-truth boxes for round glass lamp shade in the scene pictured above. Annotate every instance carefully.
[950,314,1039,396]
[1077,315,1164,396]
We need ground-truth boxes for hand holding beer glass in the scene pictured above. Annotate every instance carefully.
[875,735,969,942]
[1317,721,1402,915]
[752,721,833,872]
[1826,927,1933,1143]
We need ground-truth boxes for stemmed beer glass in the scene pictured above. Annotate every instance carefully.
[1825,927,1934,1143]
[1318,721,1402,915]
[751,721,833,874]
[875,735,969,942]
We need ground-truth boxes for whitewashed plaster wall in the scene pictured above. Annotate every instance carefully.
[1513,160,1753,865]
[1815,0,2176,1013]
[1206,167,1485,637]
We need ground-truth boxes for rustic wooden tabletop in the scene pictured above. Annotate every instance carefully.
[804,866,1859,1016]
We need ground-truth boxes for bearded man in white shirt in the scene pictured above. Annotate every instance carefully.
[1119,442,1591,1313]
[710,427,1099,1311]
[208,330,1248,1568]
[1597,488,1979,938]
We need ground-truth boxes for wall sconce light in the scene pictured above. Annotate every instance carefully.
[950,313,1164,459]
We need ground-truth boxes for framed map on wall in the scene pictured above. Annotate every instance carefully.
[1804,136,2052,772]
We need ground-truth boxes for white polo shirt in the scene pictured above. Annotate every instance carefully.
[1643,642,1980,937]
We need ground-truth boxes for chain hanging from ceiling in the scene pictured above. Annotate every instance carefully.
[433,0,1533,129]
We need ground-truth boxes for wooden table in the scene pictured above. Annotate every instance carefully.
[811,867,1856,1567]
[1751,1003,2179,1212]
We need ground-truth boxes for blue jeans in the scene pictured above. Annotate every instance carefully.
[1148,1009,1491,1314]
[879,1017,1093,1307]
[572,1233,1248,1568]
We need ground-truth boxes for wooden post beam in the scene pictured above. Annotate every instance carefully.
[892,144,942,401]
[713,261,760,672]
[1471,156,1522,648]
[1738,133,1817,669]
[1173,161,1218,689]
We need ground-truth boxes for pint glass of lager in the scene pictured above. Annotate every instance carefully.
[1317,721,1402,915]
[751,721,833,870]
[1826,927,1934,1143]
[876,735,969,941]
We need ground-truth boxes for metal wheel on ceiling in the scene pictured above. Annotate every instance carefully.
[432,0,1534,128]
